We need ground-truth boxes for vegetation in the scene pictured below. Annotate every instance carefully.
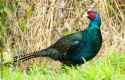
[2,49,125,80]
[0,0,125,80]
[0,0,124,53]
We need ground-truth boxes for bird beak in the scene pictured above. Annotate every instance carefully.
[83,12,88,18]
[80,12,88,21]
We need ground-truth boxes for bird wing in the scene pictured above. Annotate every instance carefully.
[50,31,84,54]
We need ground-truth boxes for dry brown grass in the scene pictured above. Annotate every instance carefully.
[2,0,125,62]
[98,0,125,54]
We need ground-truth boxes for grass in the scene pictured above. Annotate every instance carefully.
[0,0,124,57]
[0,0,125,80]
[1,49,125,80]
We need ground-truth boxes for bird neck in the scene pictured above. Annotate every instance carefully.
[88,14,101,30]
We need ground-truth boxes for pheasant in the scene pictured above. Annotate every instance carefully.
[9,10,102,66]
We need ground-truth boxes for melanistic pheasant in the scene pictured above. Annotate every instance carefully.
[11,10,102,66]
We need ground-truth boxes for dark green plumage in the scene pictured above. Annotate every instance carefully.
[12,10,102,66]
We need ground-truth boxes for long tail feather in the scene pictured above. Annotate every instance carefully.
[4,48,64,65]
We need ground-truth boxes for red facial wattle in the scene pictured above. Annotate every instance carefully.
[87,11,96,20]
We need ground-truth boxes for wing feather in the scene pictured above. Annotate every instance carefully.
[50,31,84,54]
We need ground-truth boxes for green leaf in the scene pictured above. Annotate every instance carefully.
[18,19,28,32]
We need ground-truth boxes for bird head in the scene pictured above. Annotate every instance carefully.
[87,10,96,20]
[81,10,97,21]
[87,10,101,28]
[85,10,101,22]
